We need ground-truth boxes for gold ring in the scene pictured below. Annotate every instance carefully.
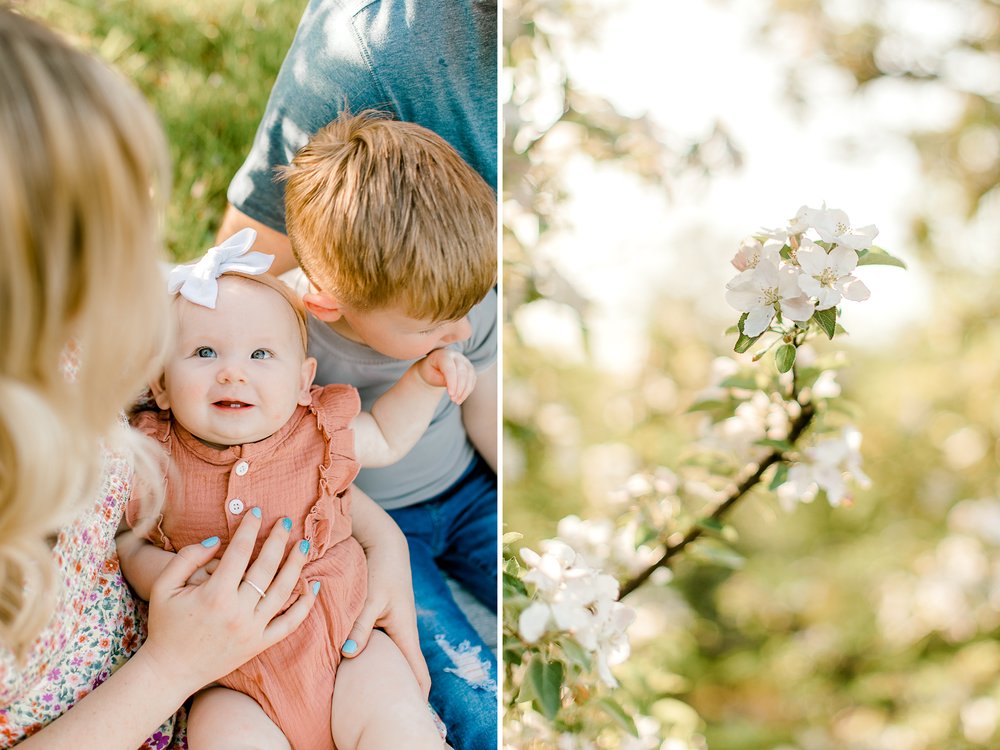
[243,578,267,599]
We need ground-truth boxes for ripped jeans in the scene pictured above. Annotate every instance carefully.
[387,455,498,750]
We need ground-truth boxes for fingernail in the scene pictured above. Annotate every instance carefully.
[282,517,292,532]
[201,536,220,548]
[299,539,311,555]
[311,581,321,596]
[251,507,262,518]
[342,639,358,654]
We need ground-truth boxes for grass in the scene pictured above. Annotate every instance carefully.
[26,0,305,260]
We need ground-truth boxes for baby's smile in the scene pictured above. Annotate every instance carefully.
[213,400,253,410]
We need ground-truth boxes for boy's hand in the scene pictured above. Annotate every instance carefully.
[415,349,477,404]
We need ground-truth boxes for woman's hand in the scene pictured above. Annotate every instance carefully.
[141,510,317,695]
[346,488,431,697]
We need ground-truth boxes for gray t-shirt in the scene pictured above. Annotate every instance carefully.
[228,0,497,232]
[285,269,497,509]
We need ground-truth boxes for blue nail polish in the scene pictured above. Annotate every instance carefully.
[342,639,358,654]
[251,507,262,518]
[299,539,311,555]
[311,581,321,596]
[201,536,220,548]
[282,517,292,532]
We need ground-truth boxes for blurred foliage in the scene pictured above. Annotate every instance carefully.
[22,0,302,260]
[505,0,1000,748]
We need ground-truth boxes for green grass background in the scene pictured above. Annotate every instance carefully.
[26,0,305,261]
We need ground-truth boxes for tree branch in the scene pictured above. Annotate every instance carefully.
[619,400,816,599]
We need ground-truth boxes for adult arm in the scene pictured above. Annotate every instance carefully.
[216,204,297,275]
[15,512,315,750]
[344,486,431,698]
[461,362,497,473]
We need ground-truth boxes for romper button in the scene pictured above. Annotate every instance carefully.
[228,498,245,514]
[235,461,249,476]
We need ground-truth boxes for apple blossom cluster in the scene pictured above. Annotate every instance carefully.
[517,540,636,687]
[775,427,871,510]
[725,204,878,339]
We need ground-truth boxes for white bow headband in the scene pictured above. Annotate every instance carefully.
[167,228,274,308]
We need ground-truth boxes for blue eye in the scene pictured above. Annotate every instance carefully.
[251,349,272,360]
[196,347,217,358]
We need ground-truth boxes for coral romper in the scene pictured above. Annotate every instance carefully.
[128,384,367,750]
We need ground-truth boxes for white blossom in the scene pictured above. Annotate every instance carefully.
[796,238,871,310]
[725,255,815,336]
[730,236,783,273]
[517,540,637,686]
[791,204,878,251]
[777,427,871,509]
[556,515,660,577]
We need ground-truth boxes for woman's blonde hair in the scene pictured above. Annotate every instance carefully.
[0,9,171,653]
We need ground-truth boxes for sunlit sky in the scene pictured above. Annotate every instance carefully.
[513,0,973,373]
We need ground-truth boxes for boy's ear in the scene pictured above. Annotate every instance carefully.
[302,291,345,322]
[149,375,170,410]
[298,357,318,406]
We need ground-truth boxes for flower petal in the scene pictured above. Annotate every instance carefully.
[519,602,551,643]
[814,287,841,310]
[839,276,870,302]
[725,287,760,312]
[796,241,828,275]
[781,294,815,321]
[744,305,774,337]
[829,245,859,274]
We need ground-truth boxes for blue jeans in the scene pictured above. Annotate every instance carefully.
[387,456,497,750]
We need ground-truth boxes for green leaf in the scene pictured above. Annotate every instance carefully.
[525,655,564,720]
[775,344,796,373]
[558,637,592,671]
[769,463,789,490]
[735,331,763,353]
[812,307,837,339]
[857,245,907,269]
[686,399,724,414]
[696,517,724,534]
[696,517,737,542]
[719,375,758,390]
[503,571,528,597]
[734,313,762,354]
[688,539,745,569]
[596,697,639,737]
[724,324,740,335]
[779,244,793,260]
[502,531,524,545]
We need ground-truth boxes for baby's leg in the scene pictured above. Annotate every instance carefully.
[188,686,291,750]
[331,631,450,750]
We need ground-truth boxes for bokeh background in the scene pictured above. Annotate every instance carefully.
[25,0,303,261]
[504,0,1000,747]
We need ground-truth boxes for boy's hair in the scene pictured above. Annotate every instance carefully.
[282,110,497,322]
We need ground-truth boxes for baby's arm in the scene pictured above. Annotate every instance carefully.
[116,522,215,600]
[116,524,181,601]
[353,349,476,468]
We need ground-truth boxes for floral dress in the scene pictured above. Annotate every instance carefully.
[0,447,186,748]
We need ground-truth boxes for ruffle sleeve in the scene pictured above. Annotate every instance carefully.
[125,410,175,550]
[303,385,361,556]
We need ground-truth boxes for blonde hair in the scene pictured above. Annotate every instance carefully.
[0,9,171,653]
[282,110,497,322]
